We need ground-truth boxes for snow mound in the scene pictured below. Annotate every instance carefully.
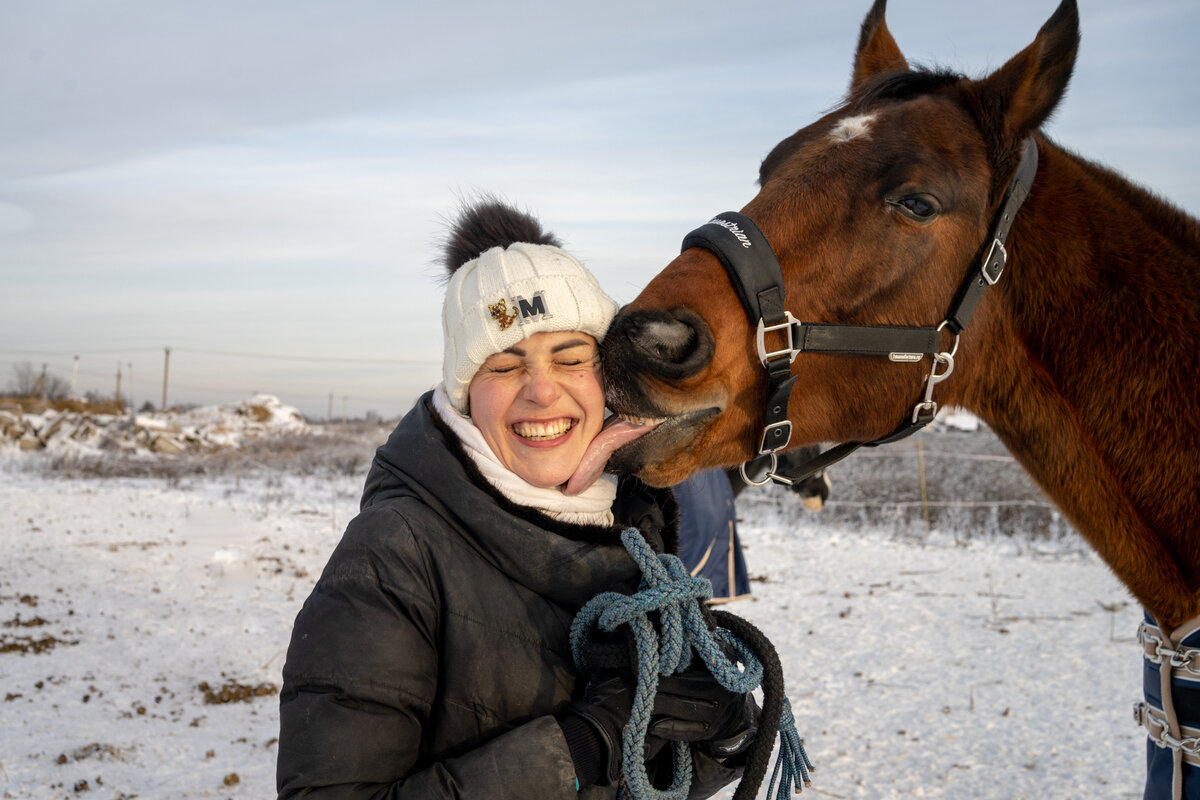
[0,394,309,456]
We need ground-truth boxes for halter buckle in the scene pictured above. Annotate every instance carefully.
[759,420,793,454]
[981,238,1008,285]
[756,311,801,366]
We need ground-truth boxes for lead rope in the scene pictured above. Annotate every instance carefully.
[570,528,813,799]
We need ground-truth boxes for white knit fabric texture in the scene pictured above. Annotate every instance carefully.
[442,242,617,413]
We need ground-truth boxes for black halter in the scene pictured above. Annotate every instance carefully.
[680,138,1039,486]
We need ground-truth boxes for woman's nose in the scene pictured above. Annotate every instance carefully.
[522,368,561,406]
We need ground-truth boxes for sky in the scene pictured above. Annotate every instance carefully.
[2,0,1197,420]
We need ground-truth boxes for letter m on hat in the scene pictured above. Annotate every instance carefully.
[514,291,551,321]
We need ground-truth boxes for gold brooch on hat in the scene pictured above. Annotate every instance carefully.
[489,298,518,331]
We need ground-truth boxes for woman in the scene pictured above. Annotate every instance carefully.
[277,200,758,799]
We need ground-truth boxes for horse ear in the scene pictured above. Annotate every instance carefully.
[971,0,1080,139]
[851,0,908,94]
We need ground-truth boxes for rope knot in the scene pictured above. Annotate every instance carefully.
[570,528,813,800]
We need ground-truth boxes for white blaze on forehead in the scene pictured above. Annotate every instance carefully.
[829,113,877,144]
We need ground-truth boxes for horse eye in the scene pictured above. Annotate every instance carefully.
[889,194,941,222]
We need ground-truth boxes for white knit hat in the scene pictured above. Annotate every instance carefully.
[441,209,617,414]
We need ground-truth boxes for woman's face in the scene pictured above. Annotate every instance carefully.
[468,330,606,489]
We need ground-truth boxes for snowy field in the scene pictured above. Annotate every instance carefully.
[0,420,1146,799]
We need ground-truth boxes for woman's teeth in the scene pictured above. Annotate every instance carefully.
[513,418,575,441]
[618,414,667,427]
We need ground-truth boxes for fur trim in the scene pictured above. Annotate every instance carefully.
[442,197,562,275]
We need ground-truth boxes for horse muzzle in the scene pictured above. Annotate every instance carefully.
[599,306,725,480]
[603,305,715,384]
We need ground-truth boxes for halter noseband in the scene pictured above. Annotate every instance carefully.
[680,137,1039,486]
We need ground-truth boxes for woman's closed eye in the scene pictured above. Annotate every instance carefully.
[555,357,596,368]
[478,341,599,377]
[486,359,595,374]
[480,358,523,374]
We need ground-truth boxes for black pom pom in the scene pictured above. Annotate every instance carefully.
[443,198,562,275]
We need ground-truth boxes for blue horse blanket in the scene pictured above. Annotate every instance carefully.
[1139,612,1200,799]
[673,469,751,603]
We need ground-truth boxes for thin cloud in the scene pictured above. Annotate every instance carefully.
[2,0,1196,416]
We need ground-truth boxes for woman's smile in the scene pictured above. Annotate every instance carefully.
[511,416,578,442]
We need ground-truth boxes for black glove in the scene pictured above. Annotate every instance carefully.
[649,666,759,747]
[559,670,665,786]
[559,667,760,786]
[697,693,760,762]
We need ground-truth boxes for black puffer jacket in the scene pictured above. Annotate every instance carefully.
[277,392,742,799]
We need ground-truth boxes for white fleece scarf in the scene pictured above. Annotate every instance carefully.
[432,384,617,528]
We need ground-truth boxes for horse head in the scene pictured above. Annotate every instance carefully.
[602,0,1080,487]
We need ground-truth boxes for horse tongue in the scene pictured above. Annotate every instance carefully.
[563,417,659,496]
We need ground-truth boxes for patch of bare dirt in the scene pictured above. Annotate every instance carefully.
[0,634,79,654]
[198,679,278,704]
[1,593,78,655]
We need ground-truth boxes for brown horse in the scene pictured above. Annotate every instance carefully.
[601,0,1200,638]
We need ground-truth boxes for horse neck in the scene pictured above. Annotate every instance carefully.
[951,138,1200,628]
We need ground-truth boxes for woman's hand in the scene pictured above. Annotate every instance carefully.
[560,666,760,787]
[650,667,760,750]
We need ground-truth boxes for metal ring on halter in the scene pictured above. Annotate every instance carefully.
[739,453,777,486]
[936,320,961,359]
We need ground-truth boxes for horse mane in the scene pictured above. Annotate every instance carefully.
[849,67,964,108]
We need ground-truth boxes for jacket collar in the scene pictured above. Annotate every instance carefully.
[361,391,651,608]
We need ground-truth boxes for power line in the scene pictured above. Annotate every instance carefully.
[0,344,434,415]
[153,380,405,406]
[0,347,161,356]
[172,347,435,366]
[0,346,436,366]
[3,374,405,408]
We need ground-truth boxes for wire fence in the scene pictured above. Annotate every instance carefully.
[3,345,1077,540]
[738,427,1076,541]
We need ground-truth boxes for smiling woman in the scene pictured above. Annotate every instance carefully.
[275,198,760,800]
[468,332,606,489]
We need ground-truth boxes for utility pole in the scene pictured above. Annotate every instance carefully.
[128,361,134,420]
[115,362,123,409]
[70,356,79,399]
[342,395,347,425]
[328,392,333,423]
[161,347,171,410]
[37,363,48,401]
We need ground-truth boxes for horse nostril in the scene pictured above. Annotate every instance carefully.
[632,319,696,362]
[615,308,715,381]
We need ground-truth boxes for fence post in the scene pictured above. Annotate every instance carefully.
[918,437,931,534]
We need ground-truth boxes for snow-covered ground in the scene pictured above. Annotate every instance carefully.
[0,424,1145,799]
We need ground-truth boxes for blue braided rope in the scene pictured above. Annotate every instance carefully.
[766,699,815,799]
[570,528,811,799]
